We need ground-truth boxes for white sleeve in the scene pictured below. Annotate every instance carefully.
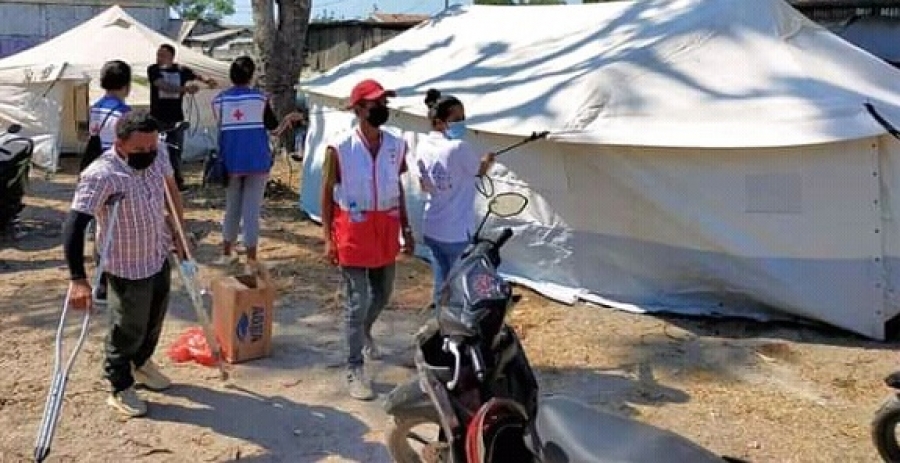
[457,141,482,177]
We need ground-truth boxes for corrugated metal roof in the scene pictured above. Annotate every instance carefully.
[184,27,251,43]
[369,13,430,23]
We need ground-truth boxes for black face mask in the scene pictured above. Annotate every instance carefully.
[366,105,390,127]
[127,150,157,170]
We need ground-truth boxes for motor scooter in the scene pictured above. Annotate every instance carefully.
[383,176,748,463]
[0,123,34,237]
[873,371,900,462]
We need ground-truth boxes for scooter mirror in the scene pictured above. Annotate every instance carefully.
[488,192,528,218]
[7,124,22,134]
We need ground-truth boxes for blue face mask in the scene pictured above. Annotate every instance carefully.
[444,121,467,140]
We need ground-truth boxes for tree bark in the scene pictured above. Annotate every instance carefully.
[252,0,311,148]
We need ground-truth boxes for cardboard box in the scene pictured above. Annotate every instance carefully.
[211,267,276,364]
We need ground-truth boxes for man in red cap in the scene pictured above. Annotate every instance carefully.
[320,78,415,400]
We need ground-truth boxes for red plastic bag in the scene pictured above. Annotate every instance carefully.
[167,327,217,367]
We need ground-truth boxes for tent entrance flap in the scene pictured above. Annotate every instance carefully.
[61,82,90,154]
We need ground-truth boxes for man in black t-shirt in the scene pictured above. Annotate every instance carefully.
[147,44,216,191]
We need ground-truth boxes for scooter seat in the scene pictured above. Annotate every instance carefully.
[530,395,727,463]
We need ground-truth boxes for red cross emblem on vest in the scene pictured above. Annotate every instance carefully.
[232,108,244,121]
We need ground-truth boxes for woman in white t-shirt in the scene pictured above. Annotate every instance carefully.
[417,89,496,312]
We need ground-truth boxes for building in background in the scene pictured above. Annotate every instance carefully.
[789,0,900,65]
[0,0,169,58]
[176,13,428,72]
[178,21,255,61]
[368,13,431,23]
[303,15,429,73]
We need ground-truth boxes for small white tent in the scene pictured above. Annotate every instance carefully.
[300,0,900,339]
[0,5,230,171]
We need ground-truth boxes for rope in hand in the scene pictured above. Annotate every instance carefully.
[185,93,201,138]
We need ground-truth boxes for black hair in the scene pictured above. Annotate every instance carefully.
[424,88,463,122]
[229,56,256,86]
[424,89,442,107]
[115,109,159,141]
[158,44,176,56]
[99,60,131,91]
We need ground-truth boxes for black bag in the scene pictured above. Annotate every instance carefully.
[202,99,228,187]
[0,139,33,233]
[79,105,121,173]
[202,149,228,187]
[79,133,103,173]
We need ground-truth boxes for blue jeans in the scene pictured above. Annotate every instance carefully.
[424,236,469,314]
[341,264,395,367]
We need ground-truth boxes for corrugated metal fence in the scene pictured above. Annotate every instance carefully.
[304,21,419,72]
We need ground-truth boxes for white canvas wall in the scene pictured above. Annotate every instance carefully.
[301,98,900,339]
[0,81,66,170]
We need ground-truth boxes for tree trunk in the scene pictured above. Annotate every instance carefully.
[252,0,311,150]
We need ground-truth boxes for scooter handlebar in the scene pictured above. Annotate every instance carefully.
[495,228,513,249]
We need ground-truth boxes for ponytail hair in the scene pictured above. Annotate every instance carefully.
[425,88,442,108]
[424,88,462,122]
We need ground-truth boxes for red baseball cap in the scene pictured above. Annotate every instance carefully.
[347,79,396,108]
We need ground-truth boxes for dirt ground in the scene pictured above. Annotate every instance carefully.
[1,155,898,463]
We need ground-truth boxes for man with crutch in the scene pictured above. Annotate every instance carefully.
[62,110,185,417]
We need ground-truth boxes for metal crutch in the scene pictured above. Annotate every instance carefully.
[163,182,229,380]
[34,193,124,463]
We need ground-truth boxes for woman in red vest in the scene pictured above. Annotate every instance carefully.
[320,79,415,400]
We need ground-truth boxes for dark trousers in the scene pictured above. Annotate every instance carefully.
[341,264,395,367]
[104,259,171,392]
[166,124,186,188]
[91,231,108,296]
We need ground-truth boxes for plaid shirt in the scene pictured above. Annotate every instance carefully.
[72,148,173,280]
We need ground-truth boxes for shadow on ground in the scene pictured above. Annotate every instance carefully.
[650,312,900,350]
[148,383,387,462]
[536,363,690,418]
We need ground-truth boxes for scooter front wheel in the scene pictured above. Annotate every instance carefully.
[873,394,900,462]
[385,415,449,463]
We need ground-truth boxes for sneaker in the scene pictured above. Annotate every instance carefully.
[363,335,382,361]
[107,387,147,417]
[133,360,171,391]
[346,367,375,401]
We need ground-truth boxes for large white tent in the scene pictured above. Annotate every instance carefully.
[300,0,900,340]
[0,5,230,171]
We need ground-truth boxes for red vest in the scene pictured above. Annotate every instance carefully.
[330,128,405,268]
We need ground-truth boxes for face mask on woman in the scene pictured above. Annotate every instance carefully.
[444,121,467,140]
